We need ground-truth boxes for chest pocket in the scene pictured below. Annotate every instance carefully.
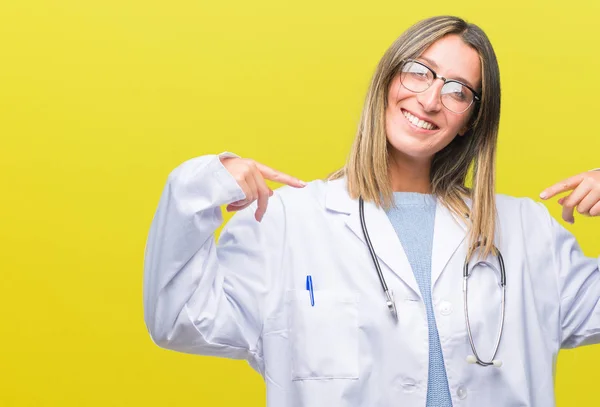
[286,290,359,380]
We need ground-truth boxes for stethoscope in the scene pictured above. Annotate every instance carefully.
[358,197,506,368]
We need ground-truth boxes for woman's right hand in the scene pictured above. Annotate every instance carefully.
[220,156,306,222]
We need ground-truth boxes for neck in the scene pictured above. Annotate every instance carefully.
[388,152,432,194]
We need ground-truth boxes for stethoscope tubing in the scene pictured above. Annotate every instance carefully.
[359,197,398,320]
[358,196,506,367]
[463,247,506,366]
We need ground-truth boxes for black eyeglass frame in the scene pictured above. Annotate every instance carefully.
[399,59,482,113]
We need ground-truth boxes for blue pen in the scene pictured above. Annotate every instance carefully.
[306,275,314,306]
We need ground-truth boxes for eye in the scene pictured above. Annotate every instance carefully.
[442,82,468,101]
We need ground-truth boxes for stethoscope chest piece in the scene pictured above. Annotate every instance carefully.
[385,289,398,321]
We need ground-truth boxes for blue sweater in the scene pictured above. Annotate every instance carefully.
[386,192,452,407]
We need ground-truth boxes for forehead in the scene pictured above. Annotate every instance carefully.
[418,34,481,89]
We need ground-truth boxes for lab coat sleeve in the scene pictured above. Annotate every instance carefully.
[534,202,600,348]
[143,153,285,364]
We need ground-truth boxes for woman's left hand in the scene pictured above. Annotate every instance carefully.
[540,169,600,224]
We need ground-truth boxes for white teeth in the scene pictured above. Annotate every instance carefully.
[402,110,435,130]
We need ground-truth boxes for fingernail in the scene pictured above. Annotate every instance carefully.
[299,180,307,187]
[539,192,548,199]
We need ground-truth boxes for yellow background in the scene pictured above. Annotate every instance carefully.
[1,0,599,405]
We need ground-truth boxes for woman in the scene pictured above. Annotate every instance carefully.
[143,15,600,406]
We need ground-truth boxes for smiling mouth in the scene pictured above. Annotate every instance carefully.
[401,109,438,131]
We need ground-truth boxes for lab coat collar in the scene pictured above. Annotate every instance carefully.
[325,177,469,298]
[431,198,469,290]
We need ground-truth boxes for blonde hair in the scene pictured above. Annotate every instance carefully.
[330,16,501,258]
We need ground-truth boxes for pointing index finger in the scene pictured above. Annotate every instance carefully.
[255,162,306,188]
[540,174,584,200]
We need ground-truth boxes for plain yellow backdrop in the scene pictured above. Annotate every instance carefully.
[1,0,599,405]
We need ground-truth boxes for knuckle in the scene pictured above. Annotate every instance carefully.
[241,165,252,176]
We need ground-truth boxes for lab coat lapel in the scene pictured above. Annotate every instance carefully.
[431,201,468,289]
[326,179,421,298]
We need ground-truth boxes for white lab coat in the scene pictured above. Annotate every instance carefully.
[143,154,600,407]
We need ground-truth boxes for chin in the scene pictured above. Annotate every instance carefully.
[387,128,459,162]
[386,137,439,162]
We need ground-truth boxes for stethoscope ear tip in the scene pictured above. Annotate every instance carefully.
[466,355,477,364]
[492,360,503,368]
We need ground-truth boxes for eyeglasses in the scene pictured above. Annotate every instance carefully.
[399,59,481,114]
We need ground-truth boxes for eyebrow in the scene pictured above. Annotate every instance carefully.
[418,56,478,90]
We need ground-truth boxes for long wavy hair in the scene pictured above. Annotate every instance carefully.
[329,15,501,258]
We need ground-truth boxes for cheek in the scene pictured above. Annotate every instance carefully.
[390,82,411,104]
[385,104,403,136]
[448,114,471,136]
[388,76,410,103]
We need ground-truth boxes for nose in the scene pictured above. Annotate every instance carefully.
[416,79,443,113]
